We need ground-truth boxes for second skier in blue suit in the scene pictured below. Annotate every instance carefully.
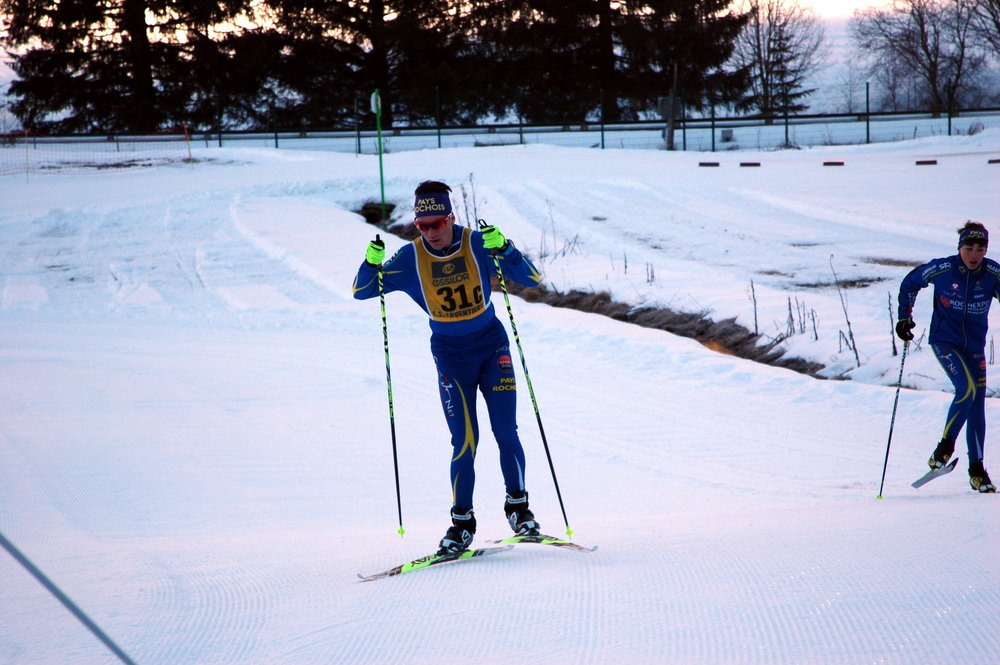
[897,221,998,493]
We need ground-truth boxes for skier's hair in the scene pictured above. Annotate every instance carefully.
[415,180,451,196]
[957,220,988,249]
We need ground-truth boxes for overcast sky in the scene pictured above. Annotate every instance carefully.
[805,0,889,19]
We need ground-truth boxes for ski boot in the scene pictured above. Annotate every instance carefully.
[928,437,955,470]
[969,460,996,493]
[504,490,541,536]
[436,507,476,555]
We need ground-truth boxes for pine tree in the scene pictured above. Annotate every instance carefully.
[459,1,645,124]
[730,0,824,120]
[1,0,268,132]
[624,0,752,115]
[265,0,472,128]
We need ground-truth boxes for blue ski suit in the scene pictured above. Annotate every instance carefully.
[898,255,1000,463]
[353,225,543,512]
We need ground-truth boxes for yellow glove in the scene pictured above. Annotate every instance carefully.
[366,235,385,266]
[481,225,508,252]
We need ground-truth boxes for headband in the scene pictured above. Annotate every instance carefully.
[959,227,988,248]
[414,192,452,219]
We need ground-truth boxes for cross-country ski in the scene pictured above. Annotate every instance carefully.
[493,533,598,552]
[358,545,513,582]
[911,458,960,489]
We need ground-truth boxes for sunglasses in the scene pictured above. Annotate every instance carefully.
[415,216,449,231]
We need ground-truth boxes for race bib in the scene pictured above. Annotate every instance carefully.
[415,227,486,323]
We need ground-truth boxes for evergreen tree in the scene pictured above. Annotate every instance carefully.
[3,0,156,132]
[730,0,824,120]
[260,1,368,128]
[0,0,269,132]
[460,1,644,124]
[267,0,468,128]
[0,0,754,132]
[623,0,751,115]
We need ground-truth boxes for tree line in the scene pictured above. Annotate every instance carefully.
[0,1,998,135]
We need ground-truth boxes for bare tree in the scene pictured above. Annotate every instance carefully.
[851,0,986,115]
[837,60,865,113]
[970,0,1000,56]
[731,0,825,119]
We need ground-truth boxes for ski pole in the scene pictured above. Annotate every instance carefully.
[877,340,909,499]
[0,530,137,665]
[376,235,405,537]
[479,220,573,537]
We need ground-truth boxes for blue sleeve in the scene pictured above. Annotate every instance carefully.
[472,231,543,288]
[988,261,1000,301]
[898,258,945,319]
[898,265,928,319]
[352,261,380,300]
[496,242,543,287]
[352,245,419,301]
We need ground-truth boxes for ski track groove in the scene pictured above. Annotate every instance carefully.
[137,558,274,664]
[5,146,1000,664]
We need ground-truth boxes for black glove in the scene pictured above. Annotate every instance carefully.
[895,318,915,341]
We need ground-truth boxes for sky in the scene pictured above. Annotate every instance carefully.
[806,0,890,19]
[1,126,999,663]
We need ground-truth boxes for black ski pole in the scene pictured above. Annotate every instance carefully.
[878,340,909,499]
[375,235,405,537]
[0,530,137,665]
[478,219,574,537]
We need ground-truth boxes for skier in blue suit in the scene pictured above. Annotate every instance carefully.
[353,180,546,552]
[897,220,997,492]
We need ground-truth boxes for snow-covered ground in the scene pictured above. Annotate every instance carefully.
[1,131,999,664]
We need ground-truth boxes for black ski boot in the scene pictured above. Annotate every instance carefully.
[969,460,996,493]
[436,507,476,555]
[928,437,955,470]
[504,490,541,536]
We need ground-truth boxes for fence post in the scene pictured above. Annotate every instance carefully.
[682,102,687,151]
[600,89,605,150]
[865,82,871,144]
[355,91,362,155]
[436,86,442,149]
[711,104,716,152]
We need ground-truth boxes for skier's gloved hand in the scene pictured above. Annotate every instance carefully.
[481,225,509,253]
[895,317,916,341]
[366,235,385,266]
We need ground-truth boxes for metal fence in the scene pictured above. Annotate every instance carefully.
[186,107,1000,153]
[3,107,1000,176]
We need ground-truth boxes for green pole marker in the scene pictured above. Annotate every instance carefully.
[371,89,387,222]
